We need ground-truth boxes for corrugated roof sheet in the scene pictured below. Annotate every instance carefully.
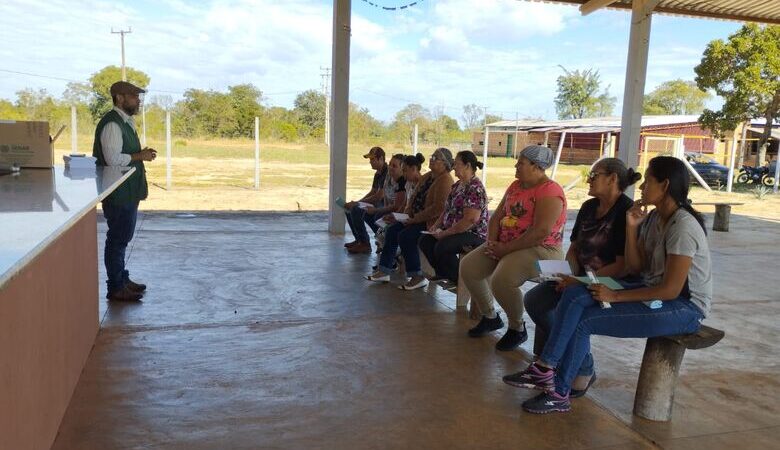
[487,115,702,130]
[536,0,780,24]
[748,127,780,140]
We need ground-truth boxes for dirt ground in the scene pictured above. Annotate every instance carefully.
[134,157,780,222]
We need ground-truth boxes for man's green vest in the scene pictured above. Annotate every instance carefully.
[92,109,148,205]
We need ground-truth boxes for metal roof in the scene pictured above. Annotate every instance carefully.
[487,115,703,132]
[748,127,780,140]
[536,0,780,24]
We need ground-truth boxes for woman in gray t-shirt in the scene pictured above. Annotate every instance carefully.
[502,156,712,415]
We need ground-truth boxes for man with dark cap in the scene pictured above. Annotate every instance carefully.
[344,146,388,254]
[93,81,157,302]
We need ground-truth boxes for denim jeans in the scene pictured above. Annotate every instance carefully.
[524,282,593,377]
[102,201,139,293]
[418,232,484,283]
[540,284,704,396]
[345,207,378,244]
[378,222,426,276]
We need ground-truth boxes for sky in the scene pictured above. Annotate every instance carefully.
[0,0,743,124]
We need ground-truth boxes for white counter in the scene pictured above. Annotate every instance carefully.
[0,165,135,288]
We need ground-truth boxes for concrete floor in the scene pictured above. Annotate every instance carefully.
[51,211,780,450]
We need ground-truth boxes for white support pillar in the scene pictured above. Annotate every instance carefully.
[603,132,612,158]
[773,150,780,194]
[413,123,418,154]
[70,105,77,154]
[328,0,351,234]
[551,131,567,180]
[727,136,738,193]
[166,111,172,190]
[482,126,490,185]
[254,116,260,189]
[618,0,660,198]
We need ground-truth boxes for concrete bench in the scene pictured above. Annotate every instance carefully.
[693,202,744,232]
[634,324,725,421]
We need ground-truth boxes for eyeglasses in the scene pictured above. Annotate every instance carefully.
[587,171,609,181]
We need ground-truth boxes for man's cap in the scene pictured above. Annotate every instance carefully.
[363,146,386,159]
[520,144,555,169]
[110,81,146,97]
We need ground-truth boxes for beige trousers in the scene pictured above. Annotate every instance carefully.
[460,243,564,330]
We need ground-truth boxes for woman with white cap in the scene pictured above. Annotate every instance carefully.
[460,145,568,351]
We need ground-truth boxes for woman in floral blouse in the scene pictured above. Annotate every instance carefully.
[419,151,488,284]
[460,145,568,352]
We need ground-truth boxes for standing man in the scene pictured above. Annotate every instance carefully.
[344,146,388,254]
[93,81,157,302]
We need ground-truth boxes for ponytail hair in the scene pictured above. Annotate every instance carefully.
[647,156,706,234]
[456,150,483,171]
[403,153,425,171]
[595,157,642,191]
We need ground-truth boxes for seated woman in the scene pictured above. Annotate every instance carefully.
[460,145,567,351]
[522,157,640,397]
[366,149,454,290]
[419,150,489,284]
[371,154,423,272]
[507,156,712,415]
[364,153,408,246]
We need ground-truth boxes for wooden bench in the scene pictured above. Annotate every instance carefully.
[693,202,744,232]
[634,324,725,421]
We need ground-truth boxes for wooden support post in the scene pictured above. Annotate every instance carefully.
[713,204,731,232]
[634,337,686,421]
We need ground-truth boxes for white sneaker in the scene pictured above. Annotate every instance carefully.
[398,278,428,290]
[365,273,390,282]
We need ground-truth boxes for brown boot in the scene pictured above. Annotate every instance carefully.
[126,279,146,293]
[347,241,371,254]
[107,286,143,302]
[344,240,359,248]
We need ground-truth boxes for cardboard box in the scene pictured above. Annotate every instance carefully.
[0,120,52,168]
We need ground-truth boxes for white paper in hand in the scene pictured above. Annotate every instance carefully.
[357,202,372,209]
[536,260,572,281]
[392,212,410,222]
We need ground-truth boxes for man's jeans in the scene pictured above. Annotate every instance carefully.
[345,206,378,244]
[540,284,704,396]
[102,201,139,294]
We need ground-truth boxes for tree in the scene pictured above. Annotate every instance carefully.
[554,66,616,119]
[461,104,484,130]
[88,65,150,121]
[644,79,711,115]
[695,24,780,165]
[228,84,263,137]
[293,89,326,138]
[392,104,430,146]
[485,114,503,125]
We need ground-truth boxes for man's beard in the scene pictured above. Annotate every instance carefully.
[122,104,139,116]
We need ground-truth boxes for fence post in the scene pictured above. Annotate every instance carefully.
[166,110,172,190]
[413,123,418,154]
[70,105,77,154]
[254,116,260,189]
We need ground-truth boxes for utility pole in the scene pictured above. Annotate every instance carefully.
[111,28,132,81]
[320,66,331,147]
